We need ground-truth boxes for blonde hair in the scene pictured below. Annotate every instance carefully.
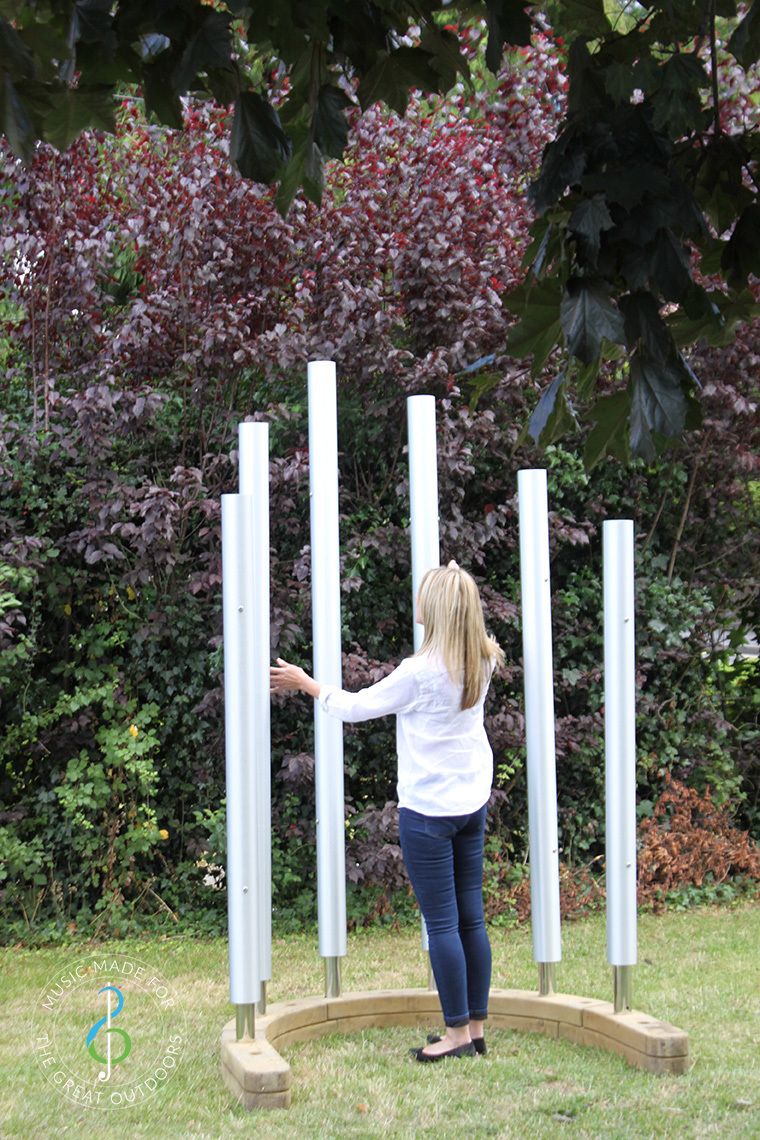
[417,561,504,710]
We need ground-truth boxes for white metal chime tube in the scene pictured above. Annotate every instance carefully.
[603,520,638,1012]
[407,395,440,969]
[517,469,562,993]
[238,422,272,1012]
[308,361,347,995]
[408,396,440,652]
[221,493,261,1035]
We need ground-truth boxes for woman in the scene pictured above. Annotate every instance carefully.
[270,560,504,1061]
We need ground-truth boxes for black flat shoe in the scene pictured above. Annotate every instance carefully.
[410,1041,477,1062]
[427,1032,487,1056]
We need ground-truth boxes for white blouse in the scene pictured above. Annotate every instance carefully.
[318,651,494,817]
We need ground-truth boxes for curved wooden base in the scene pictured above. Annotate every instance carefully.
[220,987,690,1109]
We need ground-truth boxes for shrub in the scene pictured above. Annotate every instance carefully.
[637,776,760,912]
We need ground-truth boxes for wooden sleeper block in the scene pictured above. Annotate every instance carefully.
[583,1005,689,1057]
[221,1062,291,1110]
[326,990,439,1020]
[490,989,606,1027]
[557,1022,690,1075]
[220,1022,291,1094]
[259,995,327,1040]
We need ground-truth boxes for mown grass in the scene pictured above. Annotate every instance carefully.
[2,904,759,1139]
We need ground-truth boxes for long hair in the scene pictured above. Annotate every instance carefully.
[416,561,504,710]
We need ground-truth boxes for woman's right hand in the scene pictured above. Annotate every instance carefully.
[269,658,320,698]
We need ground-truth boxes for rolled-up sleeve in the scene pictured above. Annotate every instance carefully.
[318,659,418,723]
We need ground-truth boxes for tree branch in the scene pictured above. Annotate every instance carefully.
[667,457,701,583]
[709,0,722,136]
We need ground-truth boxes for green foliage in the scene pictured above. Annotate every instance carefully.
[1,4,758,457]
[0,826,45,887]
[0,562,36,688]
[1,660,165,922]
[509,4,760,459]
[635,564,750,809]
[0,1,528,191]
[662,874,752,910]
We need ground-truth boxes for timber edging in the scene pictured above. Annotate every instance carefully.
[220,986,690,1109]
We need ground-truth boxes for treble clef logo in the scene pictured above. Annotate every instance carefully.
[86,985,132,1081]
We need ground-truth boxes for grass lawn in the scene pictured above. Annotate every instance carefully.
[2,904,758,1139]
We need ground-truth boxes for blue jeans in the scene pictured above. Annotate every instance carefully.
[399,803,491,1028]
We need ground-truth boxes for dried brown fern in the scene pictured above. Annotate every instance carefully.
[637,775,760,911]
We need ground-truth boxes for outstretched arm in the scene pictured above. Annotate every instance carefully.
[269,658,322,700]
[272,655,418,723]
